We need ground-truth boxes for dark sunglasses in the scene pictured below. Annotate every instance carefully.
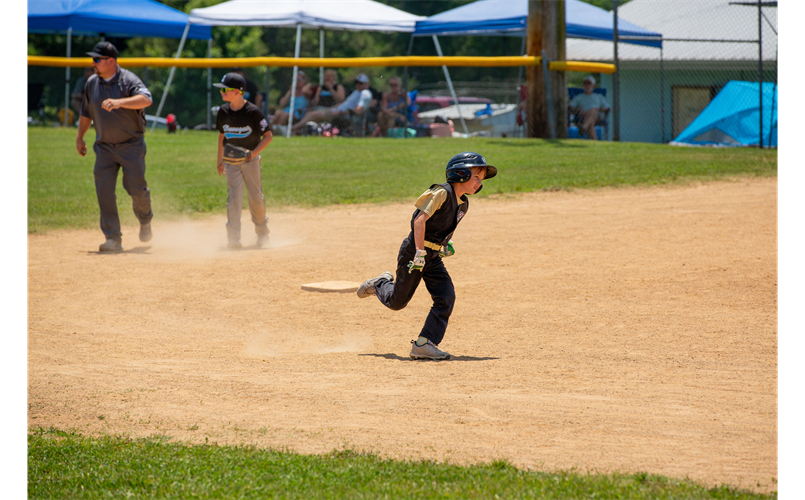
[92,57,111,63]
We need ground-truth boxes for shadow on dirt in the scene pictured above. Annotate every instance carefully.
[359,353,499,362]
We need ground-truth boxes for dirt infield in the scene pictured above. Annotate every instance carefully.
[28,177,777,492]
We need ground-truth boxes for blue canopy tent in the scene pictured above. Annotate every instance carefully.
[28,0,212,125]
[413,0,662,47]
[408,0,662,134]
[672,81,777,148]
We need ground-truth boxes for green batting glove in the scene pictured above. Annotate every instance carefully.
[439,240,455,258]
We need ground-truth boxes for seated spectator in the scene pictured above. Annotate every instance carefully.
[373,76,411,137]
[291,73,373,134]
[311,69,346,108]
[273,71,311,127]
[568,75,610,141]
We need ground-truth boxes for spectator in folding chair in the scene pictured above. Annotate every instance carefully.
[568,76,610,140]
[272,70,311,128]
[373,76,412,137]
[310,69,346,109]
[291,73,373,136]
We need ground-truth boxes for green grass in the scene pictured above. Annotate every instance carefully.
[28,128,776,234]
[29,428,775,500]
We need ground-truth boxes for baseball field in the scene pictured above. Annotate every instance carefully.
[27,128,777,498]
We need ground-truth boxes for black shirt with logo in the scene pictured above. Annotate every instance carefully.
[216,101,269,151]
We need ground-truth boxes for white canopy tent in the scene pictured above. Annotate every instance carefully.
[155,0,424,136]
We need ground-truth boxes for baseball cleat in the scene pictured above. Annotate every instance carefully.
[139,222,152,242]
[99,239,123,253]
[409,339,451,361]
[356,271,393,299]
[256,233,269,248]
[227,240,242,250]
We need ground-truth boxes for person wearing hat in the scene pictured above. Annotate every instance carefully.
[214,72,273,249]
[290,73,374,135]
[568,75,610,141]
[356,152,498,360]
[75,41,154,253]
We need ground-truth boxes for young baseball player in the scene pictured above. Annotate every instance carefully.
[215,72,273,249]
[357,152,497,360]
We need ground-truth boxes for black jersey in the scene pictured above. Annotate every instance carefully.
[410,182,469,247]
[216,101,269,151]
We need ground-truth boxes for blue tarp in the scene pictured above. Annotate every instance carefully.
[414,0,662,48]
[28,0,212,40]
[673,81,777,148]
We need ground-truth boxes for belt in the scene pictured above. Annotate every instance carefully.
[423,241,442,251]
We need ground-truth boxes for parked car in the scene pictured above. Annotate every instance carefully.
[413,95,492,123]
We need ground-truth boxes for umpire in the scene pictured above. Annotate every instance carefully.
[76,41,154,253]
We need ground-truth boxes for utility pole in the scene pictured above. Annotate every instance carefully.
[526,0,566,138]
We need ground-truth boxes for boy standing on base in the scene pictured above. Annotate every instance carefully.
[357,152,497,360]
[215,72,273,249]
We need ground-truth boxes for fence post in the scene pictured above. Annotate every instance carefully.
[757,0,763,148]
[541,50,555,139]
[207,38,212,130]
[613,0,620,141]
[64,27,72,127]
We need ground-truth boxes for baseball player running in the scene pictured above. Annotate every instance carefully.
[215,72,273,249]
[356,152,497,360]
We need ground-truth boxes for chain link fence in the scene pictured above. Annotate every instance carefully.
[567,0,778,145]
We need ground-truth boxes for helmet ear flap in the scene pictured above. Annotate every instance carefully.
[446,166,471,183]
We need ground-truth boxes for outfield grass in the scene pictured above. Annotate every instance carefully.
[29,428,774,500]
[28,128,776,233]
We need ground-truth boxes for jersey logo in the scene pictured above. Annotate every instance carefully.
[259,119,268,132]
[457,210,466,222]
[222,124,253,139]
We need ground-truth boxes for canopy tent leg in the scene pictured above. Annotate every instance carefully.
[207,38,212,130]
[287,23,302,138]
[151,22,190,133]
[432,35,468,135]
[613,0,620,141]
[402,35,415,140]
[320,29,325,86]
[660,43,665,143]
[64,27,72,127]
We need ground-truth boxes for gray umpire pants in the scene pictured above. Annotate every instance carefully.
[93,136,153,243]
[224,156,269,242]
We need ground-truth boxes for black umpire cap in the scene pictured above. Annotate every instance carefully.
[86,41,119,59]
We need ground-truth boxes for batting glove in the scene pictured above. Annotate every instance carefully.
[439,240,455,258]
[407,249,427,274]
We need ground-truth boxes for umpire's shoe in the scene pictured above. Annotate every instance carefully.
[410,339,451,361]
[99,239,123,253]
[356,271,393,299]
[139,222,152,242]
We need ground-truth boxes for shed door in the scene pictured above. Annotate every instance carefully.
[673,87,712,138]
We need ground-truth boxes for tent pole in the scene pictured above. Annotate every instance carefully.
[152,22,190,133]
[207,38,212,130]
[320,29,324,86]
[64,27,72,127]
[403,34,414,140]
[432,35,468,135]
[287,23,302,138]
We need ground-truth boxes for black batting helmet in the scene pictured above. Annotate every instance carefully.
[445,152,497,183]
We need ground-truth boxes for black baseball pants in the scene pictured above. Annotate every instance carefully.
[374,235,456,345]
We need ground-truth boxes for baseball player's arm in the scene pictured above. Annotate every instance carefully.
[76,116,92,156]
[251,131,273,157]
[101,94,152,112]
[217,134,225,176]
[412,211,429,252]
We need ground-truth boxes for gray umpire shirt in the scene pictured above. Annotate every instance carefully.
[80,66,152,144]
